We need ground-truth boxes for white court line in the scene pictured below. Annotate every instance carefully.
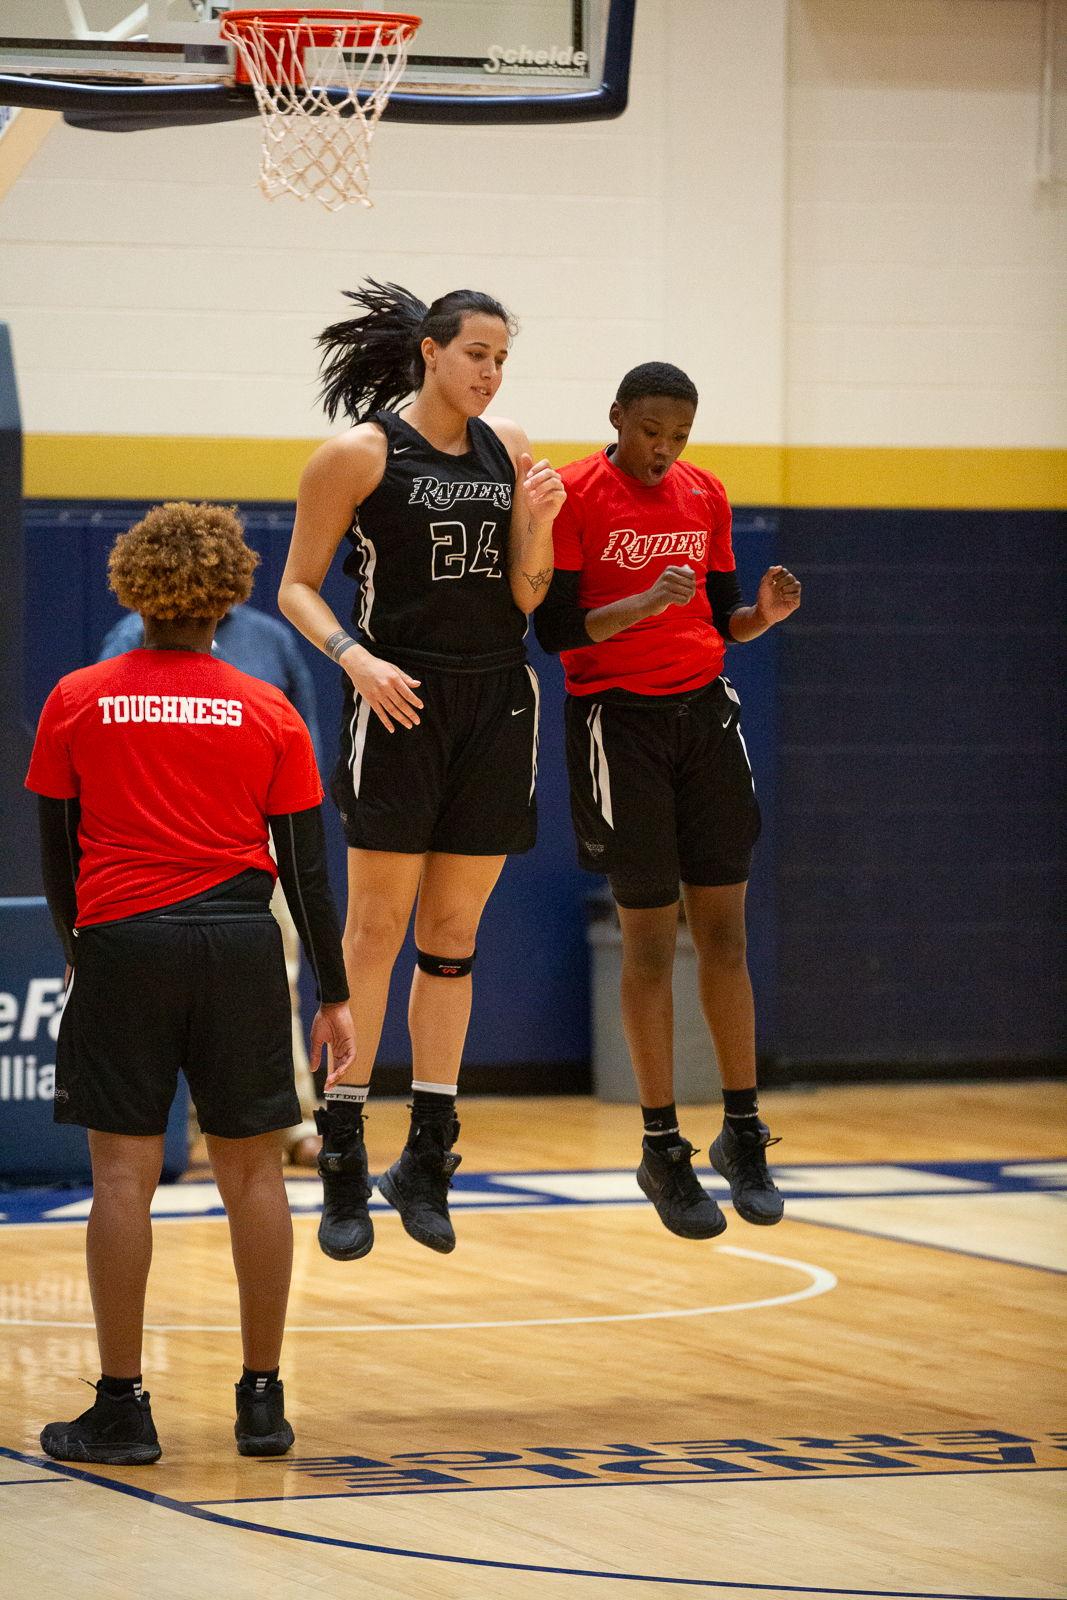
[0,1246,835,1332]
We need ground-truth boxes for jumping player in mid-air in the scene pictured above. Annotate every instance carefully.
[535,362,801,1241]
[279,280,565,1262]
[26,502,354,1465]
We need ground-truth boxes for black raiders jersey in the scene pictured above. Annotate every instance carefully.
[342,409,527,671]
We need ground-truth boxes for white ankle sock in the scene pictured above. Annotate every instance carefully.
[326,1084,368,1106]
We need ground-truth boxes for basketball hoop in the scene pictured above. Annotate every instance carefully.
[219,9,421,212]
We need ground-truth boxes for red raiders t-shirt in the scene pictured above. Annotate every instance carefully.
[553,449,735,696]
[25,649,323,926]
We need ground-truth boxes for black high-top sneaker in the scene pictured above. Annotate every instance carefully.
[637,1138,728,1239]
[40,1384,161,1465]
[709,1119,784,1225]
[315,1106,374,1261]
[234,1378,295,1457]
[378,1112,461,1254]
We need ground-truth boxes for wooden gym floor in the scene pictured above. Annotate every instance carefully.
[1,1081,1064,1599]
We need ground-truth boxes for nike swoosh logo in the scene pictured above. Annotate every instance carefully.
[512,708,527,716]
[721,718,732,727]
[393,446,411,454]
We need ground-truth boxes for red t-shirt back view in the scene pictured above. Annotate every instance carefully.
[26,649,323,927]
[552,449,735,697]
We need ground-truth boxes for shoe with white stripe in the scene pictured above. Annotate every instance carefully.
[235,1378,294,1457]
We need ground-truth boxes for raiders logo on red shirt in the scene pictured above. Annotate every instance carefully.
[602,528,708,570]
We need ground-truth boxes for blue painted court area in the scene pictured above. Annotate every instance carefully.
[1,1158,1062,1226]
[2,1160,1064,1275]
[2,1158,1063,1224]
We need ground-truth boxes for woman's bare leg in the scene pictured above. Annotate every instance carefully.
[408,851,507,1084]
[378,852,507,1253]
[333,848,424,1088]
[315,850,421,1263]
[615,902,679,1106]
[683,880,782,1223]
[616,903,727,1240]
[207,1132,293,1371]
[85,1130,164,1377]
[681,881,756,1090]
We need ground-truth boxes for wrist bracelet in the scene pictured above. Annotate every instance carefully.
[324,630,357,664]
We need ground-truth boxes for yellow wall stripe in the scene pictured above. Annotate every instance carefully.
[23,435,323,504]
[777,447,1066,511]
[22,435,1066,510]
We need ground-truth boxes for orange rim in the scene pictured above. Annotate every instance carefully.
[220,9,421,49]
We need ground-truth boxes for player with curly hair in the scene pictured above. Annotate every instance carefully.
[26,502,355,1466]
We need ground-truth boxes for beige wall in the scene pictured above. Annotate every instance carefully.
[0,0,1064,458]
[788,0,1067,447]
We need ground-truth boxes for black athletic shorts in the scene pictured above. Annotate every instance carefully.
[564,675,761,891]
[331,662,539,855]
[54,872,300,1139]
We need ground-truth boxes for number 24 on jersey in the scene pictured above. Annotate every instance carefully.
[430,520,502,581]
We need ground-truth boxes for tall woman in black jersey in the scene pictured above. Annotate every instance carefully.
[279,281,564,1262]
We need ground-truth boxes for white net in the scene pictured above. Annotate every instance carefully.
[221,12,418,212]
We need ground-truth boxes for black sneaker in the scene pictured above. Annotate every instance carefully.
[40,1384,161,1465]
[315,1106,374,1261]
[636,1138,728,1240]
[378,1114,461,1254]
[709,1119,784,1225]
[234,1378,295,1457]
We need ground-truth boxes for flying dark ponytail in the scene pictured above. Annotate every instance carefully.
[317,278,518,423]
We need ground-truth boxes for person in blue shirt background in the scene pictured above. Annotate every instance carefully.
[98,602,325,1165]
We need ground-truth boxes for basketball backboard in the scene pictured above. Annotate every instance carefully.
[0,1,635,127]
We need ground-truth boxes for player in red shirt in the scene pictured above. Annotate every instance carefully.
[535,363,801,1241]
[25,503,355,1465]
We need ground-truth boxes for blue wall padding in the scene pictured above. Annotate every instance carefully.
[0,899,189,1183]
[776,507,1067,1063]
[20,499,1065,1070]
[21,501,782,1072]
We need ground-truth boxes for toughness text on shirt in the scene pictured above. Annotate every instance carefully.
[97,695,243,726]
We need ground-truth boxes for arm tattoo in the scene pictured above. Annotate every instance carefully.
[522,567,553,595]
[323,629,357,664]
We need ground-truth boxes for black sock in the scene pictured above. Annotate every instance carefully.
[241,1366,280,1392]
[324,1098,364,1132]
[411,1088,457,1121]
[723,1086,760,1124]
[641,1102,680,1150]
[99,1374,142,1400]
[408,1088,458,1150]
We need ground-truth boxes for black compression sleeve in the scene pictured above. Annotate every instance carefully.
[38,795,81,967]
[268,806,349,1005]
[532,568,592,655]
[705,569,745,641]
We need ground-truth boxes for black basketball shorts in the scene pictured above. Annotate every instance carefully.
[331,662,539,856]
[564,675,762,889]
[54,911,300,1139]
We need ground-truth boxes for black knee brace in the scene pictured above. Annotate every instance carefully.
[416,948,476,978]
[607,871,680,911]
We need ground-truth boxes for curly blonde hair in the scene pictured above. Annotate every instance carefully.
[108,502,259,620]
